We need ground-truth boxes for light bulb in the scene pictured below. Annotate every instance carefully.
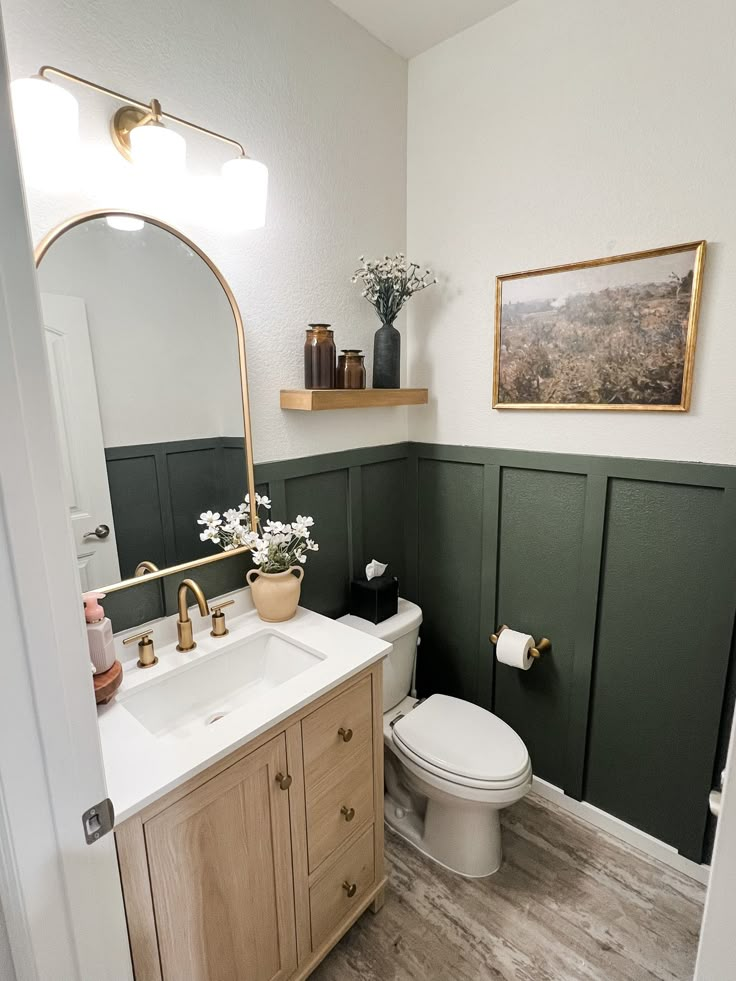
[105,215,145,232]
[129,122,186,177]
[10,75,79,187]
[221,156,269,229]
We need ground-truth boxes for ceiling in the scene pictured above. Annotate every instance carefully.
[328,0,520,59]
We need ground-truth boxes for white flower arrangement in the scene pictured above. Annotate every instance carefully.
[197,494,319,573]
[352,253,437,325]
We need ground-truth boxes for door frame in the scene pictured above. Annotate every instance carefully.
[695,701,736,978]
[0,16,131,981]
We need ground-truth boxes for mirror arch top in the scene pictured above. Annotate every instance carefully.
[35,210,257,594]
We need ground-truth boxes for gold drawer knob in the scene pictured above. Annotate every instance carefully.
[340,805,355,822]
[342,880,357,898]
[338,727,353,743]
[275,772,292,791]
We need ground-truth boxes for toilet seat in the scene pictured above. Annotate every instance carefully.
[391,694,530,791]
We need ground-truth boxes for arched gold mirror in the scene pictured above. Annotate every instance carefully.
[35,210,256,593]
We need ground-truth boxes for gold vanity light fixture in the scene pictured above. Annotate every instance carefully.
[11,66,268,227]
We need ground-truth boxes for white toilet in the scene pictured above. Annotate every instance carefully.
[339,598,532,877]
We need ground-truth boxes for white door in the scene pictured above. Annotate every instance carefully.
[0,19,132,981]
[41,292,121,588]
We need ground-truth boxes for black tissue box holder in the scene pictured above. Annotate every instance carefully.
[349,575,398,624]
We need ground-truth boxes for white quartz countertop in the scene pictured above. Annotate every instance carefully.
[98,590,390,824]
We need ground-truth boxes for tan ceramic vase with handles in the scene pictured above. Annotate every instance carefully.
[246,566,304,622]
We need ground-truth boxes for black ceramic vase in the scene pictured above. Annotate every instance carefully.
[372,321,400,389]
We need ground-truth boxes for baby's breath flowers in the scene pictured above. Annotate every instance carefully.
[197,494,318,572]
[352,253,437,325]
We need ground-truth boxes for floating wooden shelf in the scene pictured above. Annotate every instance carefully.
[280,388,429,411]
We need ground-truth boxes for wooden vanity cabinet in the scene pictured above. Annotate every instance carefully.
[115,662,385,981]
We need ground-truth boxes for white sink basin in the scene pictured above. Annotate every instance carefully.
[120,631,324,741]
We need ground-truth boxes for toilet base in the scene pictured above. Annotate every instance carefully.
[384,790,503,878]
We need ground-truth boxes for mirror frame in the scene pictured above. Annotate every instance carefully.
[35,209,257,593]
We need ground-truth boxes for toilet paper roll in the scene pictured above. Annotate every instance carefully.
[496,628,535,671]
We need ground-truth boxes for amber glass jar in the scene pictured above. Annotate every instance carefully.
[304,324,336,389]
[337,349,366,390]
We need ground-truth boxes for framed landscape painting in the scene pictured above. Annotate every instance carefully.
[493,241,706,411]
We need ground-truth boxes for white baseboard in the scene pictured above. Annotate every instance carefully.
[532,777,710,886]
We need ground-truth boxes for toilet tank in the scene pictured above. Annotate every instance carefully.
[338,598,423,712]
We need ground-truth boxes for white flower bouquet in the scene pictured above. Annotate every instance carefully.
[197,493,319,573]
[352,253,437,326]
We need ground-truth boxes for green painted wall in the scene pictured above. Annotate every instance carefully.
[104,443,410,630]
[103,439,736,863]
[495,468,586,789]
[411,443,736,863]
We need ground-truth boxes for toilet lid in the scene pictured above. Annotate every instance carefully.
[391,694,529,784]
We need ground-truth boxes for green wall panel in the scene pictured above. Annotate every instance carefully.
[361,459,407,588]
[104,577,165,634]
[222,441,249,504]
[106,454,168,579]
[166,446,222,564]
[98,438,736,863]
[417,459,484,702]
[585,478,729,859]
[494,468,586,789]
[285,469,350,619]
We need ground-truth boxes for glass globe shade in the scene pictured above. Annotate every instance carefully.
[105,215,145,232]
[221,156,269,230]
[129,122,186,177]
[10,76,79,187]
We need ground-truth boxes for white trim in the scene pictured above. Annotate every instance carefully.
[532,777,710,885]
[695,711,736,976]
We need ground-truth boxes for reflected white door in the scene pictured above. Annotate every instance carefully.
[41,292,120,588]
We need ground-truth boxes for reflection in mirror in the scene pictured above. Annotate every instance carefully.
[36,213,255,592]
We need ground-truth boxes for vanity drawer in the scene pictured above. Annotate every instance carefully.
[309,824,375,951]
[306,740,374,871]
[302,676,373,790]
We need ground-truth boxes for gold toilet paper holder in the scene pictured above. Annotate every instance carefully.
[489,624,551,659]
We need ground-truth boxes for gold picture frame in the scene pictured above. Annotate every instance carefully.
[35,210,257,594]
[492,240,706,411]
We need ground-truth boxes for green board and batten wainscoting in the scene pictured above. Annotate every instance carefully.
[103,441,736,864]
[410,444,736,864]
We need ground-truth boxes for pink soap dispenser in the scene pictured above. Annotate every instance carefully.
[83,591,116,674]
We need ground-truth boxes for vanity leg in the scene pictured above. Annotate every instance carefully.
[370,887,385,914]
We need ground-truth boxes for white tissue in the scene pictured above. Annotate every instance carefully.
[365,559,388,581]
[496,628,535,671]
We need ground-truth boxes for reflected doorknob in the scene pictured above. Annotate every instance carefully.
[709,790,722,818]
[709,769,725,819]
[83,524,110,540]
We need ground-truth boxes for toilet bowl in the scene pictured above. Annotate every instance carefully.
[339,599,532,877]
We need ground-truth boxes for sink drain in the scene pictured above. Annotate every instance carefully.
[206,712,228,726]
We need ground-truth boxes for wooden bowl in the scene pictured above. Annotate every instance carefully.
[94,660,123,705]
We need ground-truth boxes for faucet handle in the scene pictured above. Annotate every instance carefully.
[123,630,158,669]
[210,599,235,638]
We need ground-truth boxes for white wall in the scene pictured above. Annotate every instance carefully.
[0,901,16,981]
[2,0,409,464]
[38,218,243,447]
[407,0,736,465]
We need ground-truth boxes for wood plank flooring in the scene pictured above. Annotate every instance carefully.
[311,793,705,981]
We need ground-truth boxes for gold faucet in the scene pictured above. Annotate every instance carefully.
[176,578,210,652]
[134,560,159,576]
